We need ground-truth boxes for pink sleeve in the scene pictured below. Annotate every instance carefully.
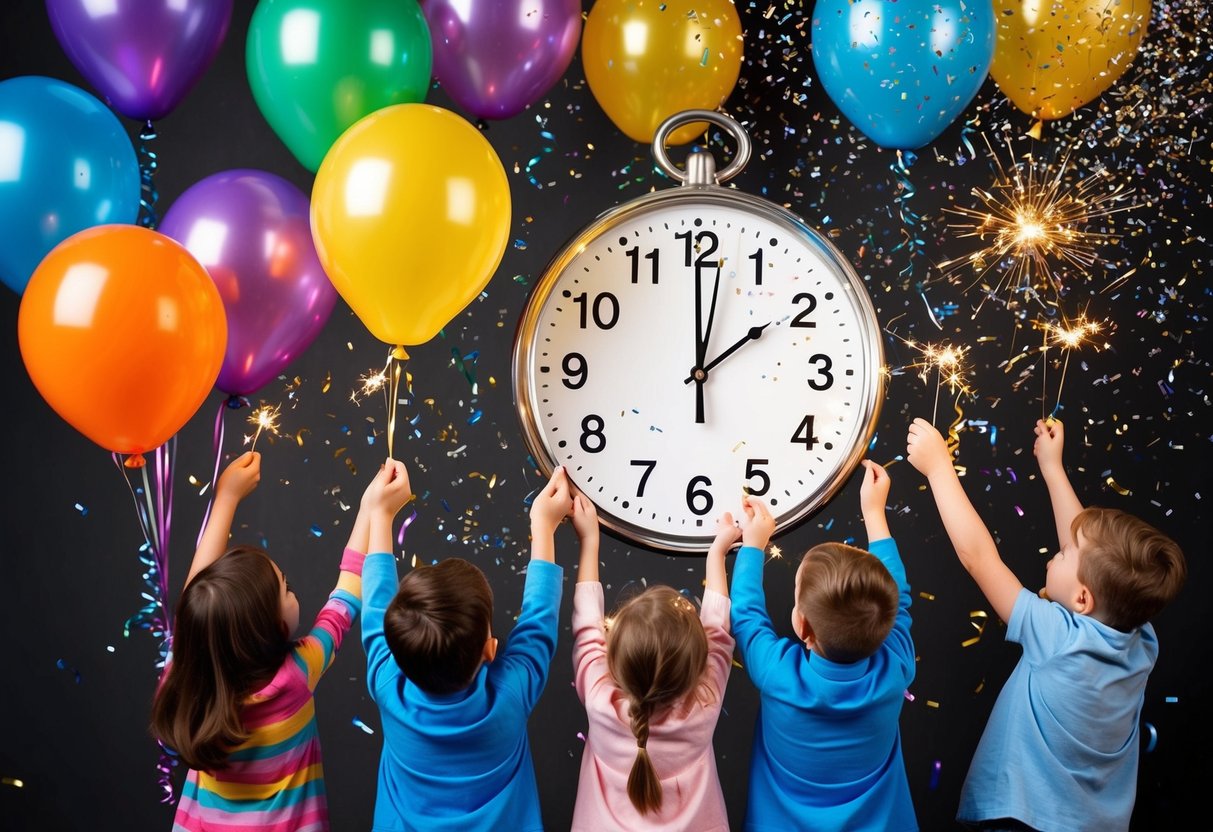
[572,581,611,705]
[699,588,735,699]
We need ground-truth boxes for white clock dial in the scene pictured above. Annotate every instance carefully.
[515,188,883,552]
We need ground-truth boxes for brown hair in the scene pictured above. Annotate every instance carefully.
[606,585,709,815]
[384,558,494,694]
[150,547,291,771]
[796,542,899,663]
[1073,507,1186,631]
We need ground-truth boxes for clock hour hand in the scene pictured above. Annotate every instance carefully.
[684,322,771,385]
[691,259,723,424]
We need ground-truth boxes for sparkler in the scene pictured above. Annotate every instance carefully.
[246,403,281,451]
[350,347,410,457]
[902,340,974,427]
[1039,316,1104,418]
[936,133,1135,316]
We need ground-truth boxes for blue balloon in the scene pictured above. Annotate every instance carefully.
[811,0,995,150]
[0,76,140,294]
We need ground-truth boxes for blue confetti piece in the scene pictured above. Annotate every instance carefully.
[1165,696,1179,703]
[74,502,88,516]
[310,524,323,537]
[352,717,375,735]
[1144,722,1158,752]
[928,760,942,789]
[468,410,483,425]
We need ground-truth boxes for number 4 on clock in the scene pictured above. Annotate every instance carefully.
[791,415,819,450]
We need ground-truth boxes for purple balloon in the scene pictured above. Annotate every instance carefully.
[422,0,581,120]
[46,0,233,122]
[160,170,337,397]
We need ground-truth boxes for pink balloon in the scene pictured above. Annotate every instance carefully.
[422,0,581,120]
[160,170,337,397]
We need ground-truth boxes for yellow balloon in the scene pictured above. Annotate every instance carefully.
[582,0,744,145]
[990,0,1151,121]
[311,104,511,346]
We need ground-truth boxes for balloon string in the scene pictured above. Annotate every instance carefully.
[138,120,160,230]
[889,150,925,282]
[1053,349,1072,418]
[196,400,228,549]
[113,446,177,802]
[385,349,406,459]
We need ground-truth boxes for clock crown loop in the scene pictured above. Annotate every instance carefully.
[652,109,752,187]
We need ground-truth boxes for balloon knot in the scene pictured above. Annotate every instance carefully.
[1026,120,1044,140]
[225,395,250,410]
[124,453,147,469]
[391,346,410,361]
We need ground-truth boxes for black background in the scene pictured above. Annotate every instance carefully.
[1,1,1210,829]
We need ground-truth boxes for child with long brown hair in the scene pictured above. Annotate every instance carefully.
[569,491,744,831]
[151,452,411,831]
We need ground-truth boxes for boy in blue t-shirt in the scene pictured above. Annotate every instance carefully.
[731,460,917,832]
[360,466,575,832]
[907,417,1187,832]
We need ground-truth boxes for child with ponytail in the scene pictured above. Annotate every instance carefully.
[569,491,742,831]
[151,452,411,830]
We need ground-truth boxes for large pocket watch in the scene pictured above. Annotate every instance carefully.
[513,111,884,553]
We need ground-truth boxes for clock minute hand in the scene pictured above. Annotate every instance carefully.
[684,322,771,385]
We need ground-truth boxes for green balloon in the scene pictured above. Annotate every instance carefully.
[247,0,432,172]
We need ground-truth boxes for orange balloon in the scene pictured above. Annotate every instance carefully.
[18,225,227,461]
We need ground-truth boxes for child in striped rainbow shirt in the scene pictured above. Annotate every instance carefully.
[151,452,412,831]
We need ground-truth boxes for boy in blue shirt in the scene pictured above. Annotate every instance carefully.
[731,460,917,832]
[361,465,575,832]
[907,417,1187,832]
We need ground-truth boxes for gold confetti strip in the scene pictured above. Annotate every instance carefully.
[962,610,989,647]
[926,700,940,709]
[918,591,936,601]
[975,678,985,695]
[1106,476,1133,496]
[2,777,23,788]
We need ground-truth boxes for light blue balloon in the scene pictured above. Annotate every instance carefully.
[0,76,141,294]
[811,0,995,150]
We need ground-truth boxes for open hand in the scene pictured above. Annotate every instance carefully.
[1033,418,1065,473]
[740,495,776,551]
[906,418,952,478]
[216,451,260,502]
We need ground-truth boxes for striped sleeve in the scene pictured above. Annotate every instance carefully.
[292,548,364,691]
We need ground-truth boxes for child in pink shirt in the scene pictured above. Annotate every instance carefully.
[568,492,742,832]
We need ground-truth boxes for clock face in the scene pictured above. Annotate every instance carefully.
[514,188,883,552]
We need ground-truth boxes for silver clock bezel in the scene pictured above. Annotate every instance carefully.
[512,185,885,553]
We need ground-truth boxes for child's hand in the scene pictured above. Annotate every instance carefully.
[906,418,952,478]
[531,466,573,533]
[712,511,742,551]
[740,496,776,551]
[570,491,600,542]
[216,451,260,502]
[859,460,890,518]
[364,458,412,516]
[1033,418,1065,473]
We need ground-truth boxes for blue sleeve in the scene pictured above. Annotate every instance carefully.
[1007,587,1072,661]
[361,552,402,699]
[729,545,788,692]
[870,537,915,683]
[494,559,563,711]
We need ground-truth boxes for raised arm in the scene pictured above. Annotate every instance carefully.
[366,459,412,555]
[707,510,741,597]
[907,418,1023,623]
[1034,419,1084,551]
[185,451,260,587]
[859,459,891,543]
[570,491,600,583]
[529,466,573,564]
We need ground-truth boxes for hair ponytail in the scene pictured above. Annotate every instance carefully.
[150,548,291,771]
[626,699,662,813]
[607,585,710,816]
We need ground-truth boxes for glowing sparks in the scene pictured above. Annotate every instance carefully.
[246,404,281,451]
[936,133,1135,314]
[351,366,390,404]
[1039,315,1108,416]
